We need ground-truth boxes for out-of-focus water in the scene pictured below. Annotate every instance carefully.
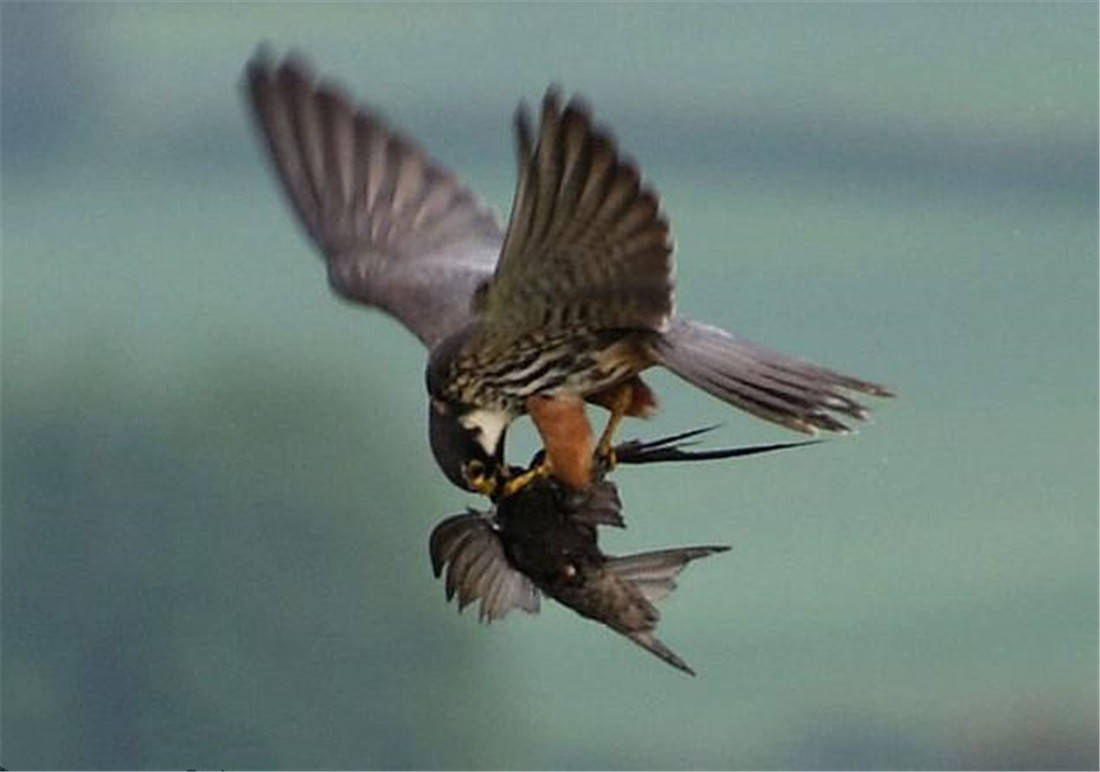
[2,4,1096,769]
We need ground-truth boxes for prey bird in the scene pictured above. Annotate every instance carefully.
[245,51,892,500]
[429,428,815,675]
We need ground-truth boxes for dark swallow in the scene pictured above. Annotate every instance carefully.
[429,429,816,675]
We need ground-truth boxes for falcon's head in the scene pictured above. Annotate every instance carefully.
[425,330,514,497]
[427,398,510,497]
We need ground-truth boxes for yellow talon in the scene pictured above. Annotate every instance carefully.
[462,459,498,499]
[500,459,552,499]
[470,475,497,498]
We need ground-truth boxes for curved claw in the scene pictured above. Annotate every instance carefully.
[469,474,499,499]
[499,459,553,500]
[593,444,618,479]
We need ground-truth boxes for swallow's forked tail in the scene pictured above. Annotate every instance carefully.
[651,317,893,434]
[614,425,820,465]
[605,546,730,676]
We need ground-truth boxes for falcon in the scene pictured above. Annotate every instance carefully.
[244,51,892,499]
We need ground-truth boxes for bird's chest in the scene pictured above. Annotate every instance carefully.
[445,329,650,410]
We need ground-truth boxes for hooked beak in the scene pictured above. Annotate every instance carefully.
[428,399,509,497]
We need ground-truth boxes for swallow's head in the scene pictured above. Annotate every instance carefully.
[428,398,510,496]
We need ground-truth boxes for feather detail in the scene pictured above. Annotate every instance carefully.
[652,317,893,434]
[482,88,674,340]
[428,512,539,621]
[244,50,503,348]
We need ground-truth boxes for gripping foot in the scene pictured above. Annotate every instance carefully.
[500,459,553,499]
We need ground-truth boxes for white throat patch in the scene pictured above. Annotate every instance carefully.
[459,408,511,456]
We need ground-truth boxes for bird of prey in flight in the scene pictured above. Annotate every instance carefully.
[244,51,892,500]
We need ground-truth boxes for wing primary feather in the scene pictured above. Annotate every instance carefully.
[429,516,463,577]
[442,528,481,601]
[446,531,487,606]
[391,141,427,226]
[570,133,617,239]
[457,545,496,610]
[315,84,356,221]
[526,88,564,256]
[479,561,509,622]
[412,168,458,233]
[589,162,642,238]
[539,103,593,257]
[248,61,320,240]
[280,65,330,230]
[495,99,536,291]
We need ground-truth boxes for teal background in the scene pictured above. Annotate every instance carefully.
[2,3,1096,769]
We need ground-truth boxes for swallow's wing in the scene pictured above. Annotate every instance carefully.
[603,546,730,675]
[569,480,625,528]
[606,545,729,605]
[429,512,540,621]
[245,52,504,349]
[469,90,673,351]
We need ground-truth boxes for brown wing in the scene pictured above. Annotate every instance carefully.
[472,89,674,347]
[245,50,504,349]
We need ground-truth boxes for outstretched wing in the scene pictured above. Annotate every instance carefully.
[429,511,540,622]
[471,90,674,348]
[245,51,504,349]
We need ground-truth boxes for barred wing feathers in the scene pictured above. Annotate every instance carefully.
[474,90,674,345]
[246,52,503,349]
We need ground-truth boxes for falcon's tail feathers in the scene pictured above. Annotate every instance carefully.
[651,317,893,435]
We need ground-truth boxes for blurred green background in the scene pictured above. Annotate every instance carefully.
[2,3,1096,769]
